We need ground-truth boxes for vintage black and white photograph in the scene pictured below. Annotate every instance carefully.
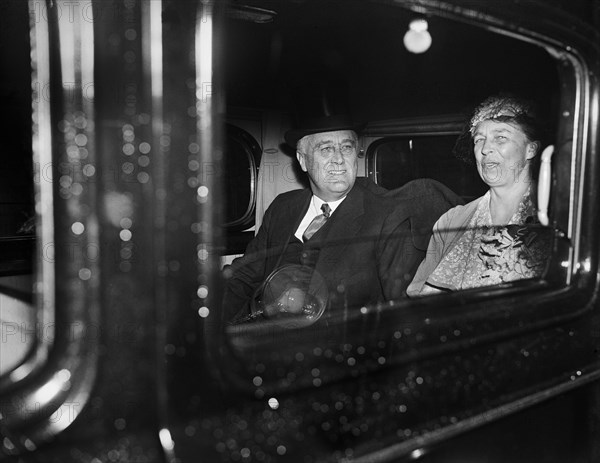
[1,0,600,461]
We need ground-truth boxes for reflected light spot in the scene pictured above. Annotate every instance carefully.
[67,145,79,159]
[79,268,92,281]
[59,175,72,188]
[410,448,426,460]
[561,261,569,268]
[74,114,87,129]
[74,134,88,147]
[122,143,135,156]
[23,439,36,452]
[120,217,133,229]
[83,164,96,177]
[138,113,151,125]
[122,162,135,174]
[57,369,71,382]
[582,258,591,272]
[137,172,150,183]
[124,50,136,63]
[32,369,70,404]
[198,306,210,318]
[120,229,132,242]
[197,286,209,298]
[409,18,428,32]
[139,142,151,154]
[125,28,137,41]
[165,344,176,355]
[158,428,175,452]
[156,189,167,201]
[404,19,432,54]
[268,398,279,409]
[71,183,84,196]
[71,222,85,235]
[3,437,15,451]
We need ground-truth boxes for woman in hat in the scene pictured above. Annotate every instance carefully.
[407,95,551,296]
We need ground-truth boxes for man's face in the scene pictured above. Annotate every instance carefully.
[296,130,358,202]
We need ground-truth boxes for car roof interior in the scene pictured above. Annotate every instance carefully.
[220,0,560,127]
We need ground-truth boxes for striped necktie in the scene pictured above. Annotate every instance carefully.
[302,203,331,241]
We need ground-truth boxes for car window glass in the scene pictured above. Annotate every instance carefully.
[163,1,581,461]
[0,1,36,377]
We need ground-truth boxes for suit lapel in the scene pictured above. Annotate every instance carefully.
[265,189,311,272]
[274,189,311,244]
[311,183,365,267]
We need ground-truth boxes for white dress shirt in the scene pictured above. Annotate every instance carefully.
[295,195,346,242]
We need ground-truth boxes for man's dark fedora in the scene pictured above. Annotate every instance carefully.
[284,79,364,149]
[284,115,365,149]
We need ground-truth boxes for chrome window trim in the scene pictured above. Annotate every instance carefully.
[1,0,100,455]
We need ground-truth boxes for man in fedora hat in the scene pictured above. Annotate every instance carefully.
[222,111,461,323]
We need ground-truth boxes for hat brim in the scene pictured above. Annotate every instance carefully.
[284,120,365,149]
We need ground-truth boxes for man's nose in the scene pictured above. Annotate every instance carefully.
[331,146,344,162]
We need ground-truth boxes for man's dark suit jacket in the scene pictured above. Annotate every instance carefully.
[223,178,461,321]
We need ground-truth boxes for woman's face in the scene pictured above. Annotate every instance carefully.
[472,120,538,189]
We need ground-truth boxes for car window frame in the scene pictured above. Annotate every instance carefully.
[212,1,600,459]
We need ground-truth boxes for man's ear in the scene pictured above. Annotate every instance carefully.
[296,151,308,172]
[526,141,540,160]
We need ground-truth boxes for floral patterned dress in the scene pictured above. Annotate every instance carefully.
[424,189,550,291]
